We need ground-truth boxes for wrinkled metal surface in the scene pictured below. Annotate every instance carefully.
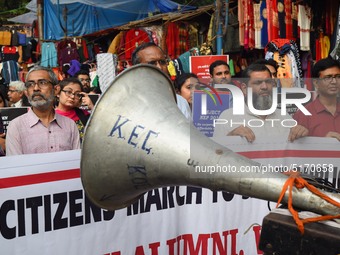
[81,65,340,219]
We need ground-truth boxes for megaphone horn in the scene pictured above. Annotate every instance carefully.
[81,65,340,217]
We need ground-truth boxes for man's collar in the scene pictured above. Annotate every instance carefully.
[27,108,61,128]
[313,97,340,114]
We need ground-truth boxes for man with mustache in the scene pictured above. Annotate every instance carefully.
[6,66,80,155]
[293,57,340,140]
[213,64,308,143]
[209,60,232,86]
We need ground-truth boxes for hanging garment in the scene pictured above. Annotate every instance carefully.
[1,60,19,85]
[265,39,303,88]
[320,35,330,59]
[284,0,293,40]
[253,1,262,49]
[247,0,255,49]
[1,46,19,62]
[176,47,199,74]
[0,31,12,46]
[298,4,312,51]
[17,31,26,46]
[178,22,189,56]
[57,40,80,67]
[330,5,340,61]
[124,28,150,60]
[188,24,199,48]
[260,0,268,48]
[266,0,279,42]
[238,0,245,46]
[291,0,298,40]
[108,32,124,54]
[10,29,19,46]
[224,11,241,52]
[277,0,286,38]
[243,0,249,48]
[166,22,180,59]
[40,42,58,68]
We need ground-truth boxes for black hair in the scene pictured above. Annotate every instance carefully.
[131,42,165,65]
[242,64,271,78]
[59,77,84,92]
[26,65,59,86]
[253,59,278,71]
[174,73,199,91]
[312,57,340,78]
[242,64,271,85]
[75,69,90,77]
[209,60,230,75]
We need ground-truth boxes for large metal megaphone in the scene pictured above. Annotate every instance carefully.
[81,65,340,217]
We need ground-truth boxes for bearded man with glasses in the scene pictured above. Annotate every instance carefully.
[294,57,340,140]
[213,64,308,143]
[6,66,80,155]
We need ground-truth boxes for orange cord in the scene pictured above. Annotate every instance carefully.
[276,171,340,234]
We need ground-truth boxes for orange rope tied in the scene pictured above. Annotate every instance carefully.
[276,171,340,234]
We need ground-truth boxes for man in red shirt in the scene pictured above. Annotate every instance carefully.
[293,57,340,140]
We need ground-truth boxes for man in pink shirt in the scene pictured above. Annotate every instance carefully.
[293,57,340,140]
[6,66,80,155]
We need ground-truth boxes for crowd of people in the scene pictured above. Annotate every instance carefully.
[0,42,339,156]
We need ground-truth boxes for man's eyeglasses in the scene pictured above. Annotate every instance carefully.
[25,79,53,89]
[320,75,340,83]
[61,90,83,100]
[147,59,169,66]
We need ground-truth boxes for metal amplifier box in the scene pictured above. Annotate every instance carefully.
[259,209,340,255]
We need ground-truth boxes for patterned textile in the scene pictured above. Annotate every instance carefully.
[253,1,262,49]
[265,39,303,88]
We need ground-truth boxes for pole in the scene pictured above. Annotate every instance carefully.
[216,23,223,55]
[215,0,223,55]
[37,0,44,41]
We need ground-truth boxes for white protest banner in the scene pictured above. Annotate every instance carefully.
[2,137,337,254]
[0,150,269,255]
